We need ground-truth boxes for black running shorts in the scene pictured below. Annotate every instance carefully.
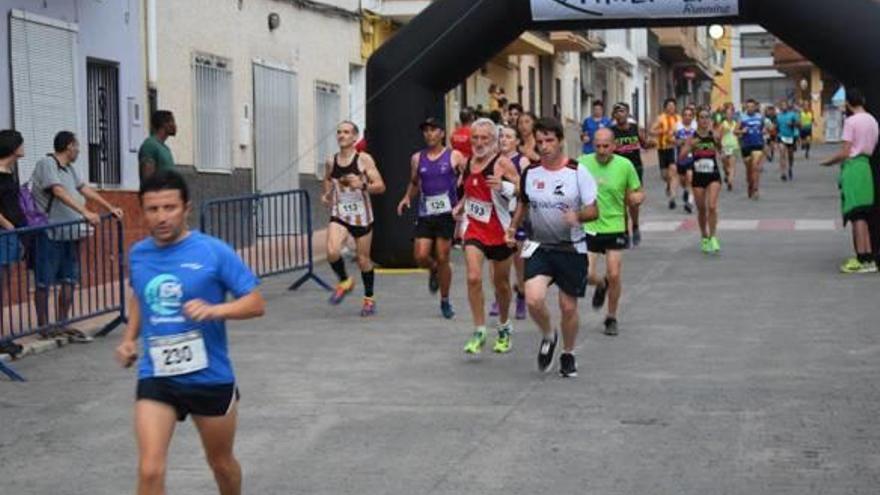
[658,149,676,170]
[525,248,589,298]
[137,378,239,421]
[331,217,373,239]
[586,232,629,254]
[414,214,456,240]
[693,173,722,189]
[464,239,514,262]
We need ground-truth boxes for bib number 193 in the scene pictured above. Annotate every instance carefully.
[466,199,492,223]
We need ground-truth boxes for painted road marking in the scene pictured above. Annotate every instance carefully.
[640,219,841,232]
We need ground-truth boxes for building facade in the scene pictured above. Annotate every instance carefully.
[149,0,364,213]
[0,0,147,192]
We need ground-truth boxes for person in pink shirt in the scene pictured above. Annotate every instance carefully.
[822,88,879,273]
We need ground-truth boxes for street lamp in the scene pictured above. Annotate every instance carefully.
[709,25,725,41]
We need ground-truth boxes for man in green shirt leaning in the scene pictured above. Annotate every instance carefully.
[138,110,176,182]
[578,128,645,336]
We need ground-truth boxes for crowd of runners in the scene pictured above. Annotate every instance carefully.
[90,86,877,494]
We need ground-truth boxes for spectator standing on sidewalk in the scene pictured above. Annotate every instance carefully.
[30,131,124,341]
[821,88,879,274]
[138,110,176,182]
[0,130,26,356]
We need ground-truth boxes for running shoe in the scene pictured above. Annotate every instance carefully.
[603,317,619,337]
[701,238,712,254]
[515,294,527,320]
[781,174,788,182]
[464,329,487,354]
[489,301,499,317]
[0,341,23,357]
[840,258,863,274]
[329,278,355,305]
[493,323,512,353]
[591,277,608,310]
[537,332,558,372]
[440,299,455,319]
[559,353,578,378]
[684,202,693,214]
[668,198,677,210]
[360,297,377,317]
[64,328,94,344]
[710,237,721,253]
[857,261,879,274]
[632,228,642,247]
[428,269,439,294]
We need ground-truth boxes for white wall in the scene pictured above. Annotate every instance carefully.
[731,25,787,109]
[155,0,361,176]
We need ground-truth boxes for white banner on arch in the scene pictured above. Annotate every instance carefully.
[531,0,739,21]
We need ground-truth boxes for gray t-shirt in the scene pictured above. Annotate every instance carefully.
[30,155,86,240]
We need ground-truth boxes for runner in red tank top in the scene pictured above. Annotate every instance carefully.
[455,118,520,356]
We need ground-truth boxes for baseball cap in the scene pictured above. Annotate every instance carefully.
[419,117,445,131]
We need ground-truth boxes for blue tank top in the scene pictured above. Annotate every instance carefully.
[740,112,765,147]
[418,149,459,217]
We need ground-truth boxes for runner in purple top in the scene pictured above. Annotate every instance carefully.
[397,118,467,318]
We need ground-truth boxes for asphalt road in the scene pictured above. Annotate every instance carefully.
[2,144,879,494]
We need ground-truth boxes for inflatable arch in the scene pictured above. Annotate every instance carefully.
[367,0,880,266]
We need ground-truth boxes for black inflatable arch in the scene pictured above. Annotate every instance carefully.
[367,0,880,267]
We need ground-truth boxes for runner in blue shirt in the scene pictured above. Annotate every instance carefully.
[738,99,767,199]
[116,170,265,495]
[776,100,801,182]
[581,100,613,155]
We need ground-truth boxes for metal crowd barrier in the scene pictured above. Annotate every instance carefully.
[199,189,330,292]
[0,215,126,381]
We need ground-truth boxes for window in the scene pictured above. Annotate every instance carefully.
[9,10,79,181]
[741,77,794,106]
[193,53,233,171]
[87,60,121,186]
[315,81,341,178]
[348,64,365,132]
[741,32,776,59]
[554,77,562,119]
[528,67,536,112]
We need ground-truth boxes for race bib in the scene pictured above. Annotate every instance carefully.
[339,198,366,218]
[520,240,540,259]
[425,193,452,215]
[781,136,795,145]
[695,158,715,174]
[149,330,208,377]
[465,198,493,223]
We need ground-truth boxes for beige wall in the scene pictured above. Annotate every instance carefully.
[154,0,361,174]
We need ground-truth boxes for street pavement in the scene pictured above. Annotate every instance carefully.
[2,145,880,494]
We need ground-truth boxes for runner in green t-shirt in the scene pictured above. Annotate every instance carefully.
[577,128,644,336]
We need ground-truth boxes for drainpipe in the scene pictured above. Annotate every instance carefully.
[147,0,157,87]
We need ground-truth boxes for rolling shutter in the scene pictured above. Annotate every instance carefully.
[9,10,79,182]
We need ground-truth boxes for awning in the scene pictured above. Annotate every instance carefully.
[549,31,603,52]
[499,32,555,56]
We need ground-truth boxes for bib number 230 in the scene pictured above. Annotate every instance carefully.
[149,330,208,377]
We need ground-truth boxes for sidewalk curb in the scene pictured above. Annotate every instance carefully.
[1,327,103,366]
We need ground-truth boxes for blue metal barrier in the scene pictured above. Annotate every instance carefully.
[0,215,127,381]
[199,189,330,291]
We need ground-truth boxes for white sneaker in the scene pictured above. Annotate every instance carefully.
[857,261,878,273]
